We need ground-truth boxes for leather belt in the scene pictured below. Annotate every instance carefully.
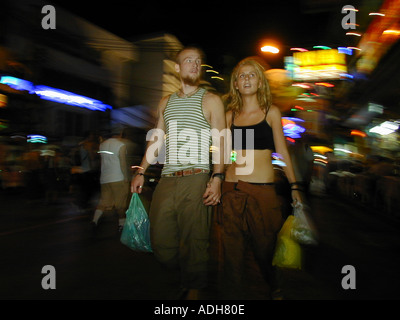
[162,168,210,177]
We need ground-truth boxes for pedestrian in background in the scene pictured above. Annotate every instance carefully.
[131,46,226,300]
[71,132,100,213]
[212,57,302,299]
[92,126,130,232]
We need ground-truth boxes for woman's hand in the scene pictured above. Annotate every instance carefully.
[203,178,222,206]
[291,189,303,205]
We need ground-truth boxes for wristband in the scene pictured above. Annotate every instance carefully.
[212,173,225,181]
[137,172,144,176]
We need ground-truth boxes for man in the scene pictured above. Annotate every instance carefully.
[131,46,226,299]
[92,126,130,232]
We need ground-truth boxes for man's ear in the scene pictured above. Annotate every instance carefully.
[175,63,180,73]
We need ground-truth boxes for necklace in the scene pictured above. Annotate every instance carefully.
[178,87,200,98]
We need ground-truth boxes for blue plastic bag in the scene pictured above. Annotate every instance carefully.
[120,193,152,252]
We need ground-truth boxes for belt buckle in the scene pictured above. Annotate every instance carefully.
[169,168,206,177]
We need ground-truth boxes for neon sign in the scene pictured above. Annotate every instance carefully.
[0,76,111,111]
[293,49,348,80]
[27,134,47,143]
[35,85,111,111]
[0,76,35,93]
[282,117,306,139]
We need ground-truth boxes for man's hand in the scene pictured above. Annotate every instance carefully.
[202,178,222,206]
[131,174,145,194]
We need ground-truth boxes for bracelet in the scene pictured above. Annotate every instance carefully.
[137,172,144,176]
[212,173,225,181]
[291,188,304,192]
[289,181,303,186]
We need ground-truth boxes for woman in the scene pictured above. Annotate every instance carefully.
[212,57,303,299]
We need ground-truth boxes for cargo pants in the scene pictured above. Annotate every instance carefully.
[149,173,212,289]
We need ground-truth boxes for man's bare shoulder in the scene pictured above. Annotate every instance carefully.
[158,94,171,111]
[160,94,171,105]
[203,91,224,113]
[203,90,223,104]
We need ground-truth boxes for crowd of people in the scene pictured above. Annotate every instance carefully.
[0,129,141,216]
[0,133,101,206]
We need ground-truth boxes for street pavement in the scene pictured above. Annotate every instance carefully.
[1,185,400,302]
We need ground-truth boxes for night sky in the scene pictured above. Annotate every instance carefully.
[51,0,341,70]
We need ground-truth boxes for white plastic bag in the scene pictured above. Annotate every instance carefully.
[291,202,318,245]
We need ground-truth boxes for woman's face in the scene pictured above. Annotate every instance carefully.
[235,64,260,96]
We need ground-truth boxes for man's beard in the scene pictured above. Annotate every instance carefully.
[182,74,201,86]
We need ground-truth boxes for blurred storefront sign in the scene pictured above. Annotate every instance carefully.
[356,0,400,75]
[292,49,348,80]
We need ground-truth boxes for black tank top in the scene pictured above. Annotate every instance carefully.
[231,112,275,151]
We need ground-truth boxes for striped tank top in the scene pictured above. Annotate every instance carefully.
[162,87,211,175]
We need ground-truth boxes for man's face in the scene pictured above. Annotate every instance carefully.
[175,49,202,86]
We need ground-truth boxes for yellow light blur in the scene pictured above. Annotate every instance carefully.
[315,82,335,87]
[345,23,359,27]
[346,32,362,36]
[293,49,347,80]
[261,45,279,54]
[343,6,358,12]
[294,49,346,67]
[383,29,400,36]
[310,146,333,154]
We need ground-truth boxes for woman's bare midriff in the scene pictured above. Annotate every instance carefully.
[225,149,275,183]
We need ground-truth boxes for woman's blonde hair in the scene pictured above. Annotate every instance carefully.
[224,57,272,114]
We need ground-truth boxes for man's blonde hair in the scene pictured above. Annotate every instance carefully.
[174,46,205,64]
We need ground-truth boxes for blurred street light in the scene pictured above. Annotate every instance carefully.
[261,45,279,54]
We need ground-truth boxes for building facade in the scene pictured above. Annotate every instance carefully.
[0,0,138,141]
